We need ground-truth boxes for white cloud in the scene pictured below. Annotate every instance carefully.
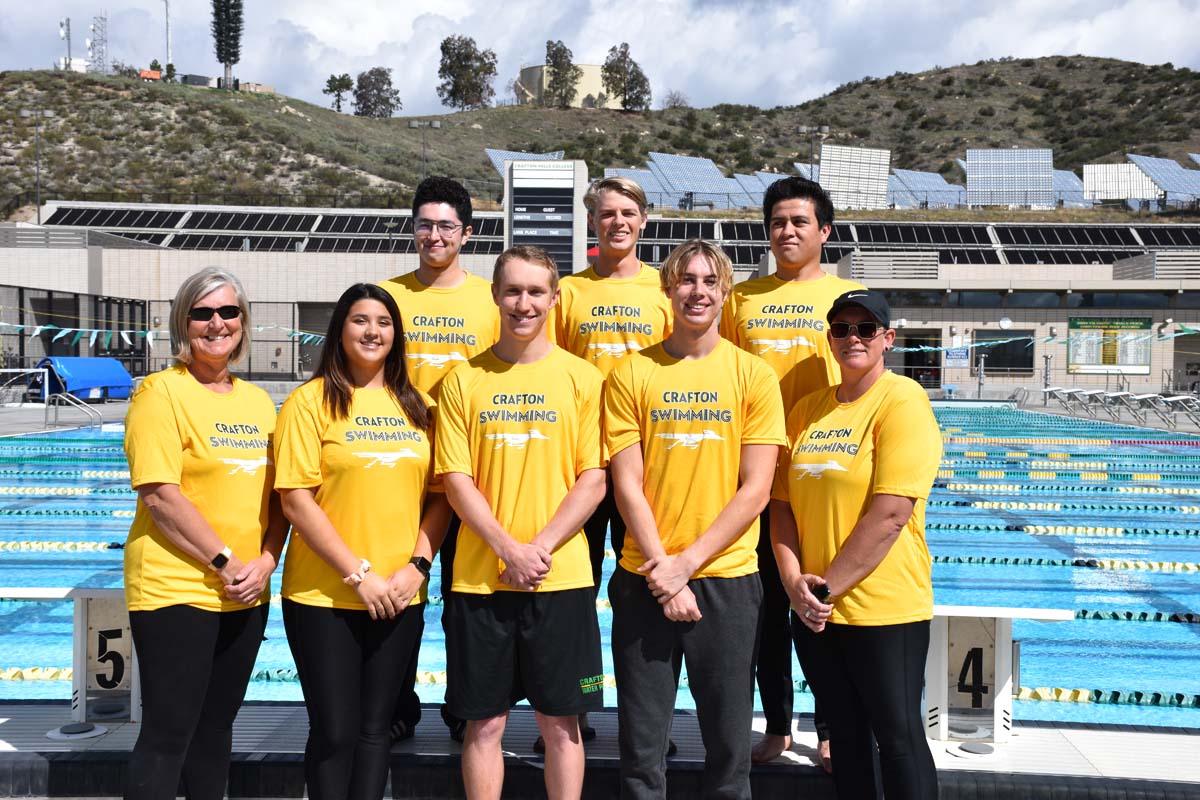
[3,0,1197,114]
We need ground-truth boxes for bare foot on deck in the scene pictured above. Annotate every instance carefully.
[751,733,792,763]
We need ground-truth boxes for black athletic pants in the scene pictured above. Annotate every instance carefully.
[611,568,762,800]
[391,512,462,733]
[126,603,268,800]
[791,617,938,800]
[583,469,626,592]
[754,506,829,740]
[283,599,425,800]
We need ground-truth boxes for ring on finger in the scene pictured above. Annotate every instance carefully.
[804,609,812,620]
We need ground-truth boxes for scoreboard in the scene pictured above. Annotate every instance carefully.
[504,160,589,275]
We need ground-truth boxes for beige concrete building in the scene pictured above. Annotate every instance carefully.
[514,64,606,108]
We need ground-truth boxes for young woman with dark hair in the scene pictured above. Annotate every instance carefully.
[274,283,449,800]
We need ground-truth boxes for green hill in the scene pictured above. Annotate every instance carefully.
[2,55,1199,214]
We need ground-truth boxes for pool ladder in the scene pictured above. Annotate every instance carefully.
[44,392,103,429]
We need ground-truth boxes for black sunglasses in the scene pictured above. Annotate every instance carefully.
[188,305,241,322]
[829,321,883,340]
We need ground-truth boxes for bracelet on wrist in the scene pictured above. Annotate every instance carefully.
[342,558,372,586]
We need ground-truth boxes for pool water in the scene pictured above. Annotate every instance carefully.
[1,406,1198,728]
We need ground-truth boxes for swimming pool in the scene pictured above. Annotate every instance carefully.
[1,405,1198,728]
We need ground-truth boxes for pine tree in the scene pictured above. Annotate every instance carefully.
[323,73,354,113]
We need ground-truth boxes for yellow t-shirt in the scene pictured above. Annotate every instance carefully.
[274,379,440,609]
[550,264,673,377]
[123,365,276,612]
[434,347,603,594]
[379,271,500,397]
[772,371,942,626]
[604,339,786,579]
[720,272,865,414]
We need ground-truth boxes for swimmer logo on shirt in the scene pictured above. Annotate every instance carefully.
[408,352,468,370]
[750,337,814,355]
[486,430,550,450]
[587,341,643,359]
[791,460,848,480]
[220,457,269,476]
[656,430,724,450]
[355,450,421,468]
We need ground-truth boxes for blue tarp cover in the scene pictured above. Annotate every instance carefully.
[34,357,134,400]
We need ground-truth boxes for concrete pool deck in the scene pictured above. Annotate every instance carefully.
[0,702,1197,798]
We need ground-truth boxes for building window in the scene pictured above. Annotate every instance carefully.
[973,329,1036,374]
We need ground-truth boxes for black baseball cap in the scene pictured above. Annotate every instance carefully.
[826,289,891,328]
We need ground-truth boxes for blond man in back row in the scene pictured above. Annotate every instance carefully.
[550,176,673,595]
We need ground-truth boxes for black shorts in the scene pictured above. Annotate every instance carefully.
[444,588,604,719]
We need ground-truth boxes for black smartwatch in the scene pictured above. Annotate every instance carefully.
[210,546,232,571]
[409,556,432,579]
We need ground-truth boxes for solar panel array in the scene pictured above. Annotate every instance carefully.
[646,152,753,210]
[966,148,1055,208]
[1053,169,1092,209]
[756,171,788,188]
[890,169,966,209]
[484,148,564,178]
[888,175,919,209]
[1083,163,1160,201]
[1126,154,1200,203]
[818,144,890,210]
[40,200,1200,270]
[792,163,820,182]
[734,173,767,207]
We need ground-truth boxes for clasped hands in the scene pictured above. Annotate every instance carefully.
[353,563,429,621]
[499,540,553,591]
[639,553,702,622]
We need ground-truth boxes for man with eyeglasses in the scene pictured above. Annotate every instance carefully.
[380,176,500,745]
[719,176,864,769]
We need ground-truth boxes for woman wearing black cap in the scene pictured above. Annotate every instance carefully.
[768,289,941,799]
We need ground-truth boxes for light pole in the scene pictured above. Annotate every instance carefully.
[797,124,829,178]
[407,120,442,182]
[382,219,398,251]
[20,109,56,224]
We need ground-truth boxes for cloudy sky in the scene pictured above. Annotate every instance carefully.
[4,0,1199,114]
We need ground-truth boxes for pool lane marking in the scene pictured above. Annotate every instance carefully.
[3,666,1196,708]
[931,554,1198,571]
[936,470,1179,483]
[938,482,1200,496]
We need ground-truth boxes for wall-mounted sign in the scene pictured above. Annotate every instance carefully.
[1067,317,1151,375]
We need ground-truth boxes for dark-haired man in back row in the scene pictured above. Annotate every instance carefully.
[380,176,500,743]
[720,177,863,769]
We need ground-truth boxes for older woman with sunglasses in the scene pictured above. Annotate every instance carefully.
[124,267,287,800]
[769,289,941,799]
